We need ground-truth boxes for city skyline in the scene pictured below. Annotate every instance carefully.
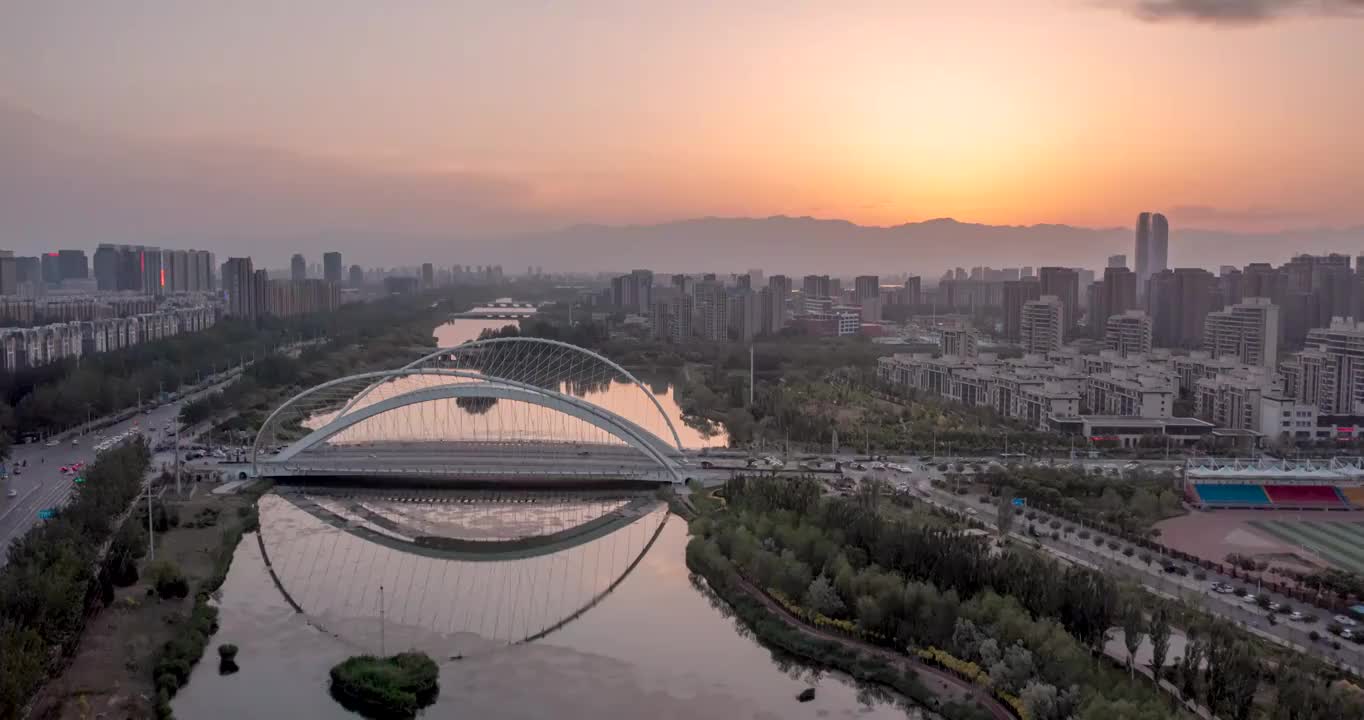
[4,1,1363,266]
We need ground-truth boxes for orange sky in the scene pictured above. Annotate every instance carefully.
[3,1,1362,233]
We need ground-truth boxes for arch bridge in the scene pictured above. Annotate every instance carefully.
[253,338,690,484]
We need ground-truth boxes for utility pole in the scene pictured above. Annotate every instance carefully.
[147,477,155,561]
[379,584,386,656]
[174,421,182,496]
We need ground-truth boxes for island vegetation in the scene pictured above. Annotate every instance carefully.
[328,652,440,720]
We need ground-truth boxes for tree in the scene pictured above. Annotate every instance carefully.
[1147,606,1171,682]
[803,575,845,618]
[1121,602,1145,677]
[996,489,1016,538]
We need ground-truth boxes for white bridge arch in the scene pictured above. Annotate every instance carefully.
[253,338,689,484]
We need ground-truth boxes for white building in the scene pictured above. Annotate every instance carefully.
[1021,295,1064,355]
[1104,310,1152,358]
[1203,297,1279,368]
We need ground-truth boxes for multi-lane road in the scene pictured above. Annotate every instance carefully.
[0,373,242,563]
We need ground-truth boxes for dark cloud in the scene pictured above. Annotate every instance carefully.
[1118,0,1364,24]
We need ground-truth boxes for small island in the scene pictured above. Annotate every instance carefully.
[328,652,440,720]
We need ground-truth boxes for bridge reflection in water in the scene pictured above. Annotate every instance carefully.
[257,489,669,654]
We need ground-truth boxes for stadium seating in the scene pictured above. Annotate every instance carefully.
[1339,486,1364,509]
[1191,483,1271,506]
[1263,485,1345,507]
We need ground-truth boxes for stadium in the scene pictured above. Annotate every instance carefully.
[1184,456,1364,510]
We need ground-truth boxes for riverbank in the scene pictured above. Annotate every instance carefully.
[30,481,267,719]
[668,488,1011,720]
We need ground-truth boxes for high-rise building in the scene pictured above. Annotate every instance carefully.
[1282,319,1364,415]
[903,276,922,306]
[650,290,694,343]
[421,263,435,289]
[1107,254,1127,269]
[221,257,258,322]
[0,254,18,296]
[349,264,364,287]
[1104,310,1153,358]
[1038,266,1079,334]
[1134,212,1169,298]
[324,252,343,284]
[1021,296,1065,354]
[1204,297,1280,368]
[55,250,88,280]
[854,275,881,322]
[41,253,62,285]
[290,254,306,281]
[727,288,760,342]
[14,256,41,297]
[941,326,979,359]
[1147,268,1214,348]
[766,275,791,333]
[1002,279,1041,342]
[802,274,832,299]
[1092,267,1137,335]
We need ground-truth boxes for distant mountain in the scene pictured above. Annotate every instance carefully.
[2,99,1361,272]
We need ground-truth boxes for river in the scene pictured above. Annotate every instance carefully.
[172,315,918,718]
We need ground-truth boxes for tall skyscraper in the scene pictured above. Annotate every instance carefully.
[421,262,435,289]
[1021,296,1064,354]
[323,252,343,284]
[1134,212,1169,297]
[1204,297,1280,368]
[854,275,881,322]
[1038,266,1079,334]
[1002,279,1041,342]
[766,275,791,333]
[1093,267,1137,334]
[802,274,832,299]
[290,253,306,281]
[903,276,922,307]
[348,264,364,287]
[222,257,258,322]
[1107,254,1127,269]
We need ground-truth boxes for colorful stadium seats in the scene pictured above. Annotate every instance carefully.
[1341,486,1364,509]
[1263,485,1345,507]
[1191,483,1271,506]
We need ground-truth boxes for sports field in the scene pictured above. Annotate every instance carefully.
[1248,519,1364,575]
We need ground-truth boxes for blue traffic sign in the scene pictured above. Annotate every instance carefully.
[37,509,55,520]
[1011,497,1026,506]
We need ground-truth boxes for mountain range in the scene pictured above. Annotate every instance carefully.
[3,100,1362,274]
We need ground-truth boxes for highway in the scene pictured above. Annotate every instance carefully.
[0,372,242,564]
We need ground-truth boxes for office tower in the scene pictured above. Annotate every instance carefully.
[349,265,364,287]
[290,254,306,281]
[54,249,88,280]
[1002,279,1041,342]
[1107,254,1127,269]
[160,249,189,292]
[941,327,979,359]
[902,276,922,306]
[1020,266,1035,280]
[421,263,434,289]
[767,275,791,332]
[14,256,41,297]
[1284,319,1364,415]
[1134,212,1169,297]
[746,269,764,288]
[1038,266,1079,333]
[1077,268,1095,302]
[324,252,343,284]
[0,255,17,296]
[1105,310,1153,358]
[1092,267,1137,335]
[1204,297,1280,368]
[854,275,881,322]
[1020,296,1064,354]
[93,245,118,291]
[222,258,258,321]
[41,253,62,285]
[802,274,832,299]
[736,274,752,291]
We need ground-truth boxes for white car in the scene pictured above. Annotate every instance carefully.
[45,439,60,447]
[1290,611,1306,621]
[1241,594,1257,603]
[1334,614,1359,627]
[6,488,16,498]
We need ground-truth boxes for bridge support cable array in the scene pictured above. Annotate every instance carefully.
[253,338,691,483]
[256,493,669,651]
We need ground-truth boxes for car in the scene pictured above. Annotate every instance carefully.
[1290,611,1306,621]
[6,488,16,498]
[70,438,79,446]
[1334,614,1359,627]
[59,466,69,473]
[1343,629,1356,641]
[965,508,978,515]
[45,439,60,447]
[1241,594,1257,603]
[1268,602,1283,612]
[1211,583,1234,594]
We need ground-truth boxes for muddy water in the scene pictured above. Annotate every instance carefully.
[173,502,921,719]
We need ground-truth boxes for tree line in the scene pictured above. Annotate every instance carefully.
[689,475,1364,719]
[0,439,152,717]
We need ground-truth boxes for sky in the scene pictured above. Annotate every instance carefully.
[3,0,1363,260]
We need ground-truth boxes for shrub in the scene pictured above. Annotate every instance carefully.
[148,561,190,600]
[218,643,238,660]
[329,652,440,719]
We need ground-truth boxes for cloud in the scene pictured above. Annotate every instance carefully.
[1115,0,1364,24]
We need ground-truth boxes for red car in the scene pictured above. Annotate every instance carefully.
[59,466,70,473]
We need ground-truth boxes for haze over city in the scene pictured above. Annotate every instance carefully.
[4,0,1362,269]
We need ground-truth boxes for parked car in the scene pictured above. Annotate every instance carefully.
[1241,594,1257,603]
[1290,611,1306,621]
[1334,614,1359,627]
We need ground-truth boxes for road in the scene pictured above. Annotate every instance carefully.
[0,372,243,563]
[898,463,1364,674]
